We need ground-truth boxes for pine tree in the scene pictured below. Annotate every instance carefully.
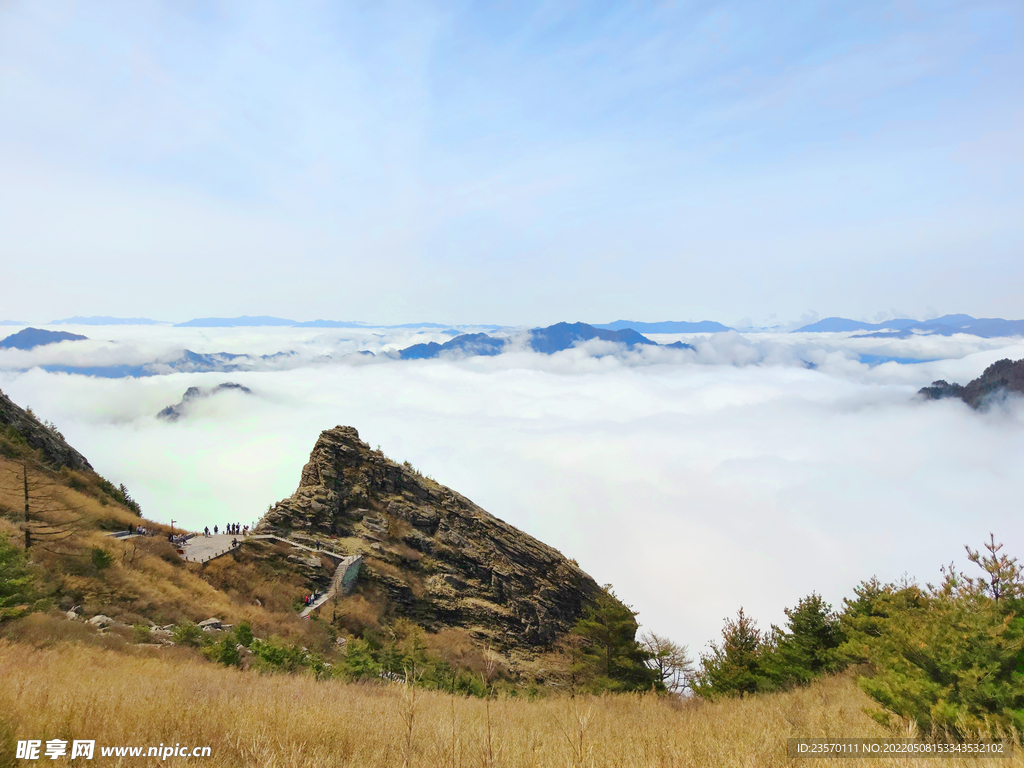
[343,638,381,679]
[691,608,768,699]
[571,588,660,692]
[965,533,1023,602]
[0,534,33,621]
[843,539,1024,738]
[764,593,846,687]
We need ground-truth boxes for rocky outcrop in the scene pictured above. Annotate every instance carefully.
[157,382,253,421]
[258,426,602,647]
[0,388,92,470]
[918,358,1024,410]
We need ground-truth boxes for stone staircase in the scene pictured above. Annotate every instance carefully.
[300,555,363,618]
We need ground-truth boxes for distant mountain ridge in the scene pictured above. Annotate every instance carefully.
[0,327,88,350]
[41,350,306,378]
[594,320,733,333]
[175,316,297,327]
[51,316,164,325]
[794,314,1024,338]
[400,333,508,360]
[528,322,656,353]
[398,321,690,360]
[173,316,502,329]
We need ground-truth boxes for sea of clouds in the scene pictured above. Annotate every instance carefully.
[2,324,1023,657]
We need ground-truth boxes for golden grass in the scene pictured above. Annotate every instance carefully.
[1,639,1017,767]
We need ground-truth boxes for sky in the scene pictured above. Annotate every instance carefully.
[1,0,1022,326]
[2,325,1023,654]
[1,2,1023,660]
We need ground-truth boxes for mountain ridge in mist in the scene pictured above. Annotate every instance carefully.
[398,321,691,360]
[918,358,1024,409]
[795,314,1024,338]
[157,383,254,421]
[0,327,88,350]
[51,316,165,326]
[595,320,733,333]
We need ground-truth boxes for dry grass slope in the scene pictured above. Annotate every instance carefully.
[1,640,1017,768]
[0,456,332,645]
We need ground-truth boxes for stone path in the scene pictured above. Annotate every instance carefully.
[178,533,346,565]
[176,532,362,616]
[180,534,240,563]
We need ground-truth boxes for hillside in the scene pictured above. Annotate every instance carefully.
[0,387,611,690]
[918,358,1024,409]
[0,387,332,644]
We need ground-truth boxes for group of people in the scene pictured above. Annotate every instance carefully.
[202,523,249,538]
[128,524,153,537]
[303,590,321,607]
[168,533,188,546]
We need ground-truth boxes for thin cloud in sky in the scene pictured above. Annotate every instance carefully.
[0,0,1021,323]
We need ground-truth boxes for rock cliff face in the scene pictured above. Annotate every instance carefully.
[258,426,601,648]
[918,358,1024,409]
[0,388,92,470]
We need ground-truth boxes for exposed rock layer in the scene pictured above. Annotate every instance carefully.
[258,426,601,647]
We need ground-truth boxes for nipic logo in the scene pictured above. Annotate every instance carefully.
[16,740,95,760]
[16,739,210,760]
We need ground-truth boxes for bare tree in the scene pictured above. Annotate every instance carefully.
[640,630,694,694]
[0,460,91,554]
[966,533,1023,602]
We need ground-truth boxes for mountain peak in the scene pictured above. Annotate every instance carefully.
[258,426,601,648]
[0,327,88,350]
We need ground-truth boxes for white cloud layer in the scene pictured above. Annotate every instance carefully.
[3,326,1023,656]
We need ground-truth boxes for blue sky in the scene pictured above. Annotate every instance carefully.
[1,0,1021,325]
